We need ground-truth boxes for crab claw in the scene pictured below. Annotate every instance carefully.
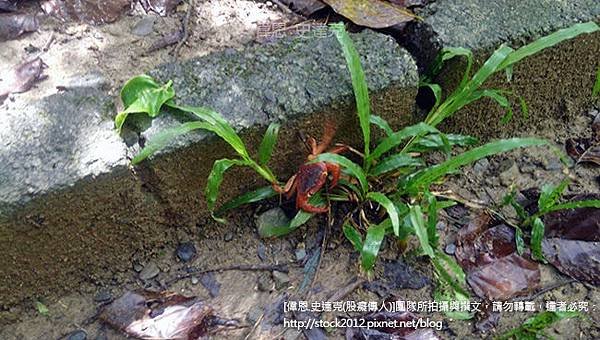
[296,193,329,213]
[325,162,341,190]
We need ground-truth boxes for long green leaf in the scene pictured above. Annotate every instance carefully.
[367,192,400,236]
[531,217,546,262]
[369,115,393,137]
[466,45,514,97]
[115,76,174,131]
[593,65,600,98]
[466,89,512,124]
[409,205,434,257]
[132,121,213,164]
[361,221,387,271]
[215,186,278,216]
[427,47,473,88]
[370,154,423,176]
[258,122,280,166]
[405,138,548,194]
[343,224,364,252]
[426,192,439,248]
[311,153,368,194]
[543,199,600,213]
[369,122,439,161]
[420,82,443,112]
[409,133,478,153]
[331,23,371,161]
[205,159,247,211]
[538,179,569,212]
[496,311,580,340]
[498,22,600,71]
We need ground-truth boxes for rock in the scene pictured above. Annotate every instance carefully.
[246,306,263,324]
[499,160,520,187]
[272,271,290,290]
[445,243,456,255]
[257,273,272,292]
[67,330,87,340]
[224,232,234,242]
[139,261,160,280]
[295,243,306,261]
[257,208,290,238]
[131,16,155,36]
[176,242,196,262]
[472,158,490,174]
[543,157,563,171]
[191,276,199,285]
[133,263,143,272]
[200,273,221,297]
[94,289,112,302]
[257,242,267,261]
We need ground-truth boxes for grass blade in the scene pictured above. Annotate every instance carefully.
[426,192,439,248]
[594,65,600,98]
[331,22,371,161]
[132,121,213,164]
[258,122,280,166]
[343,223,364,252]
[369,115,393,137]
[543,199,600,213]
[215,186,277,216]
[538,179,569,212]
[498,22,600,71]
[367,192,400,236]
[409,133,478,153]
[531,217,546,262]
[312,153,368,194]
[496,311,580,340]
[370,154,423,176]
[361,221,387,271]
[466,89,512,124]
[205,159,246,211]
[369,122,438,161]
[405,138,548,194]
[427,47,473,88]
[409,205,434,257]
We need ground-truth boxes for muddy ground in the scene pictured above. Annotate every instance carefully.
[1,0,599,339]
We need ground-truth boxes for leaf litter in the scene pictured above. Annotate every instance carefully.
[0,12,38,41]
[0,57,46,103]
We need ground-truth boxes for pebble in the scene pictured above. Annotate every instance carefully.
[445,243,456,255]
[131,16,156,36]
[257,207,290,238]
[257,273,272,292]
[246,306,263,324]
[295,243,306,261]
[499,161,520,187]
[257,242,267,261]
[93,289,112,302]
[139,261,160,280]
[272,271,290,290]
[133,263,143,272]
[176,242,196,263]
[472,158,490,174]
[224,232,234,242]
[191,277,199,285]
[67,330,87,340]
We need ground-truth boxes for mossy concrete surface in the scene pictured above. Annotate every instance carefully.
[405,0,600,138]
[0,30,418,308]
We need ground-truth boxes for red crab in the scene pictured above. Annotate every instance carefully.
[273,122,348,213]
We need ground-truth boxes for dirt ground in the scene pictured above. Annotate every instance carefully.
[1,1,599,339]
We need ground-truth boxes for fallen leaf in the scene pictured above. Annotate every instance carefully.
[278,0,327,16]
[40,0,130,25]
[0,57,46,102]
[139,0,181,16]
[345,311,440,340]
[455,213,540,300]
[100,290,233,339]
[0,12,38,41]
[322,0,415,29]
[363,259,429,296]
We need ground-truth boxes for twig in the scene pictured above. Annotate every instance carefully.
[430,190,488,210]
[514,279,576,302]
[327,277,365,302]
[167,263,288,285]
[172,0,194,57]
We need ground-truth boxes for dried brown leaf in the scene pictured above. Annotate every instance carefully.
[41,0,130,25]
[0,57,46,102]
[0,12,38,41]
[322,0,415,29]
[542,238,600,285]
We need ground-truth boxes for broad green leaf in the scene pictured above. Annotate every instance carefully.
[515,226,526,255]
[369,115,393,136]
[409,205,434,257]
[311,153,368,194]
[367,192,400,236]
[115,76,174,131]
[168,103,250,159]
[426,192,439,248]
[215,186,278,216]
[405,138,548,194]
[258,123,280,166]
[35,301,49,316]
[409,133,478,153]
[332,23,371,160]
[206,159,246,211]
[369,122,439,161]
[132,121,213,164]
[531,217,546,262]
[361,221,387,271]
[370,154,423,176]
[538,179,569,213]
[432,251,472,320]
[498,22,600,71]
[343,223,364,252]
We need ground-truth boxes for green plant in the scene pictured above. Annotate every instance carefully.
[502,179,600,262]
[593,65,600,98]
[496,311,580,340]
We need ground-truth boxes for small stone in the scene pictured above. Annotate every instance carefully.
[543,157,563,171]
[176,242,196,262]
[133,263,143,272]
[191,277,199,285]
[67,330,87,340]
[472,158,490,174]
[257,273,272,292]
[224,232,234,242]
[94,289,112,302]
[139,261,160,280]
[272,271,289,290]
[257,208,290,238]
[295,243,306,261]
[445,243,456,255]
[257,242,267,261]
[499,161,520,187]
[246,306,263,324]
[131,16,156,36]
